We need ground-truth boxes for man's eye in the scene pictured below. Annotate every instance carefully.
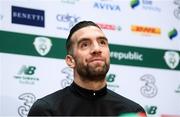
[99,40,107,46]
[80,42,89,48]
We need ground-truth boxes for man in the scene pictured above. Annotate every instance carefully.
[28,21,147,116]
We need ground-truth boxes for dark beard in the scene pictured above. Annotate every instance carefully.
[75,59,110,82]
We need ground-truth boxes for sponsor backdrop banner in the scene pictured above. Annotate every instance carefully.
[0,0,180,117]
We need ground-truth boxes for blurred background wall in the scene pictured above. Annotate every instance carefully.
[0,0,180,117]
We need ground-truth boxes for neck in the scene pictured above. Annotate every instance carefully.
[74,76,106,91]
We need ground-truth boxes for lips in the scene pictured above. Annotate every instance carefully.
[89,58,104,63]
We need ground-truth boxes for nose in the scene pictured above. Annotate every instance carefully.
[90,42,102,55]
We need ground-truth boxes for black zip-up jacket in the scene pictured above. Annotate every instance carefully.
[28,82,146,116]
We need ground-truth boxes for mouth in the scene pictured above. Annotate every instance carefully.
[89,58,104,63]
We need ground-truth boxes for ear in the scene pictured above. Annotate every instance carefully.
[65,55,75,68]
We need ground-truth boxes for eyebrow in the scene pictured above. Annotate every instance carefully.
[77,36,108,44]
[77,38,90,46]
[97,36,108,41]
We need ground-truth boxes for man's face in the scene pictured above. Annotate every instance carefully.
[69,26,110,81]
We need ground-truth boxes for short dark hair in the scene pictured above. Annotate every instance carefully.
[66,21,101,55]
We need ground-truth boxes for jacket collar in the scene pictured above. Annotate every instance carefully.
[70,82,107,100]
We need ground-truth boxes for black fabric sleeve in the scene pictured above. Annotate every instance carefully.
[135,104,146,112]
[135,105,147,117]
[28,99,52,116]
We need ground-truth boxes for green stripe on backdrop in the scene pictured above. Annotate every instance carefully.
[0,30,180,70]
[0,30,66,59]
[109,45,180,70]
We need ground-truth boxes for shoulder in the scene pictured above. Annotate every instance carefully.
[33,86,70,109]
[106,89,145,112]
[28,86,70,116]
[39,86,70,105]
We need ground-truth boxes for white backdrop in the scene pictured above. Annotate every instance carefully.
[0,0,180,117]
